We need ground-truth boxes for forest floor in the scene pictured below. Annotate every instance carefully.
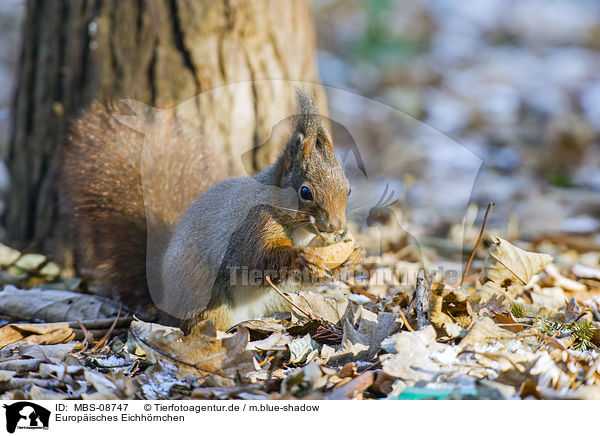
[0,214,599,400]
[0,0,599,400]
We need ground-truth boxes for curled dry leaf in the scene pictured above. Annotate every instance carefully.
[246,331,290,352]
[0,323,75,349]
[545,264,587,293]
[473,237,553,301]
[0,286,121,322]
[429,283,472,336]
[127,320,254,386]
[572,263,600,280]
[288,334,319,364]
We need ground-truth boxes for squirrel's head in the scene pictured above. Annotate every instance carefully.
[274,91,350,234]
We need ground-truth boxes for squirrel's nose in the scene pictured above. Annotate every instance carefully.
[325,216,345,233]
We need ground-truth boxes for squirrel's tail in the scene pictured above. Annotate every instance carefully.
[61,102,150,312]
[60,102,225,315]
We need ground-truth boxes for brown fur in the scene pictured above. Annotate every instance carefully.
[61,102,226,314]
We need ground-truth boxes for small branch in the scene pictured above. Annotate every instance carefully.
[265,276,315,320]
[398,309,415,332]
[414,270,430,330]
[460,202,494,287]
[339,278,377,303]
[91,304,122,351]
[68,316,133,330]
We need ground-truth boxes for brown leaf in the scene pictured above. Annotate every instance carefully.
[493,311,525,333]
[519,378,542,399]
[326,371,375,399]
[369,370,395,397]
[128,320,254,386]
[0,323,75,349]
[429,283,472,335]
[468,293,510,317]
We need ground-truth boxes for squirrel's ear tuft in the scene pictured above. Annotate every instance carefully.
[274,91,334,185]
[292,89,333,156]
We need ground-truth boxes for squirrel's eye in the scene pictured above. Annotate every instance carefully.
[299,185,313,201]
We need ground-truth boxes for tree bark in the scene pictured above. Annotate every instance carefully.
[4,0,322,255]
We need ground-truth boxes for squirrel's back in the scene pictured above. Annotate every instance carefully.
[61,102,227,314]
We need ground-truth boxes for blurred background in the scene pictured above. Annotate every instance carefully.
[313,0,600,243]
[0,0,599,260]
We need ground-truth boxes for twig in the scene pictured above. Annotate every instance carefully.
[460,202,494,287]
[91,304,122,352]
[414,270,430,329]
[458,349,522,371]
[68,316,133,330]
[398,309,415,332]
[358,360,381,373]
[77,320,92,352]
[339,278,377,303]
[265,276,315,320]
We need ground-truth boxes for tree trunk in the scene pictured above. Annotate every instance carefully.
[4,0,322,255]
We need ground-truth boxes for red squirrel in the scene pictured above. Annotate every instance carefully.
[61,91,358,330]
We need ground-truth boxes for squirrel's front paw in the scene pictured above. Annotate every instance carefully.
[330,245,365,276]
[295,247,331,278]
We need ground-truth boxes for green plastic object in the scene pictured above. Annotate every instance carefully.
[393,386,478,400]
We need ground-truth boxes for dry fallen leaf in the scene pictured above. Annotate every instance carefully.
[326,305,401,366]
[288,334,318,364]
[286,292,348,324]
[545,263,587,293]
[246,331,291,352]
[380,326,451,383]
[572,263,600,280]
[473,237,553,300]
[0,285,121,322]
[127,320,254,386]
[0,243,21,267]
[0,323,75,349]
[281,362,329,397]
[459,317,516,349]
[429,283,472,335]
